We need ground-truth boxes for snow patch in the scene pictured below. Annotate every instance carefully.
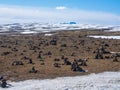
[89,35,120,39]
[1,72,120,90]
[21,31,38,34]
[44,33,53,36]
[110,52,120,54]
[108,26,120,32]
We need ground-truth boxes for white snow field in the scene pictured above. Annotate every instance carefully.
[89,36,120,39]
[0,23,119,34]
[1,72,120,90]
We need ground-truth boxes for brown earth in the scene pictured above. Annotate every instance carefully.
[0,30,120,81]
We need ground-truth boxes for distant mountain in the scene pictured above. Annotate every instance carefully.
[0,23,119,34]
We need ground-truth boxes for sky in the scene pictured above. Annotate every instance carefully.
[0,0,120,25]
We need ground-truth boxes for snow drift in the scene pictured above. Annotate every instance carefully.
[1,72,120,90]
[89,35,120,39]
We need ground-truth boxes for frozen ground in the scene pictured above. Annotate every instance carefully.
[89,36,120,39]
[1,72,120,90]
[0,23,120,90]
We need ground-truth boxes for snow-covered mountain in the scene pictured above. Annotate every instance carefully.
[0,23,119,34]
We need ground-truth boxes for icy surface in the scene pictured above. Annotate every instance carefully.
[21,31,38,34]
[89,35,120,39]
[44,33,53,36]
[1,72,120,90]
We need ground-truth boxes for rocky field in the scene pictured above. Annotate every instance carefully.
[0,30,120,81]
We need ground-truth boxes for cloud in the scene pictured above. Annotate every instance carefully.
[55,6,67,10]
[0,5,120,25]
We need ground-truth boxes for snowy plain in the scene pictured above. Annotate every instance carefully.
[1,72,120,90]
